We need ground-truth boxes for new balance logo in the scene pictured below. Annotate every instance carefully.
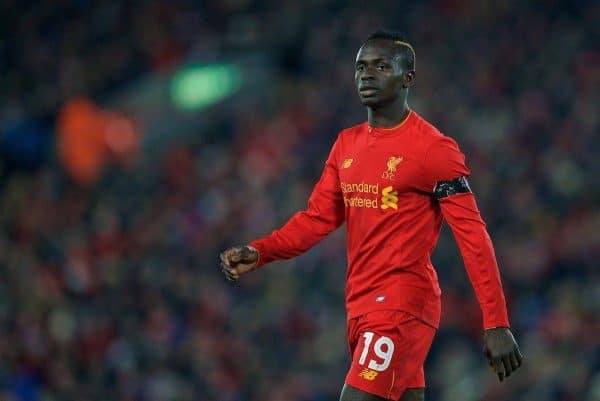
[359,368,379,380]
[343,159,353,169]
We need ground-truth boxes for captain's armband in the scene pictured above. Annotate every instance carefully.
[433,176,472,199]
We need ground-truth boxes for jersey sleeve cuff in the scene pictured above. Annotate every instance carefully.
[248,241,267,268]
[482,313,510,330]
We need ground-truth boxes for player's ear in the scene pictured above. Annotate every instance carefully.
[403,70,415,88]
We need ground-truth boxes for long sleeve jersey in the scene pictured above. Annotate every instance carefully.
[250,110,509,329]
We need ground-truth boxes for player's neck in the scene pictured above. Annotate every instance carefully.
[367,100,410,128]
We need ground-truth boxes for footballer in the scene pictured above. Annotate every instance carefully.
[220,30,522,401]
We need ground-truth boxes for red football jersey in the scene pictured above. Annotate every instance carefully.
[250,110,509,329]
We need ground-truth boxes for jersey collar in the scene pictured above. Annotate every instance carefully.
[367,109,414,137]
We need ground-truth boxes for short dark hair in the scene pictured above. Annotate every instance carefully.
[363,29,415,70]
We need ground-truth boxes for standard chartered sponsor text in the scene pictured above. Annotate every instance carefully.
[341,182,379,194]
[341,182,379,209]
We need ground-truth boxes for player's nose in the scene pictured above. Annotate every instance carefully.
[360,66,373,76]
[358,68,376,82]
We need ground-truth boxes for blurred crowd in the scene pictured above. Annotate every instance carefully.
[1,1,599,401]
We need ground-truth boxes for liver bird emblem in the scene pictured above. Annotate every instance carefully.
[387,156,403,173]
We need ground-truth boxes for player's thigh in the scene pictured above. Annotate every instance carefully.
[400,388,424,401]
[339,384,388,401]
[340,384,424,401]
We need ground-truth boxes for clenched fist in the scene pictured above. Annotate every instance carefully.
[219,246,259,282]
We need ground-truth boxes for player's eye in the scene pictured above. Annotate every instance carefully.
[377,63,386,71]
[356,64,364,72]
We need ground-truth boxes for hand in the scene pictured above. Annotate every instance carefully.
[219,246,259,282]
[483,327,523,381]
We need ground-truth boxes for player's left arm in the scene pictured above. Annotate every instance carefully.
[424,136,523,381]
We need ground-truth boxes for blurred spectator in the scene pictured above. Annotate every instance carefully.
[57,98,139,185]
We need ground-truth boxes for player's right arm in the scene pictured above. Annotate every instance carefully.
[220,137,345,281]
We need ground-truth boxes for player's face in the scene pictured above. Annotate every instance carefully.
[355,39,406,108]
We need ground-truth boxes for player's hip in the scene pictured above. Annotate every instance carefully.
[345,309,437,399]
[345,281,442,327]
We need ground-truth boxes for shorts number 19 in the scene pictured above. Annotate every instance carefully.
[358,332,395,371]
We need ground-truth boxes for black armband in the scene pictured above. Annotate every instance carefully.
[433,176,472,199]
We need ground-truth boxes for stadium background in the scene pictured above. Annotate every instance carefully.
[0,1,598,400]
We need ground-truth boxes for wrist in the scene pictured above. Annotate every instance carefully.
[246,245,260,268]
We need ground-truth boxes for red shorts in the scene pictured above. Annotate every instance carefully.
[345,310,436,400]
